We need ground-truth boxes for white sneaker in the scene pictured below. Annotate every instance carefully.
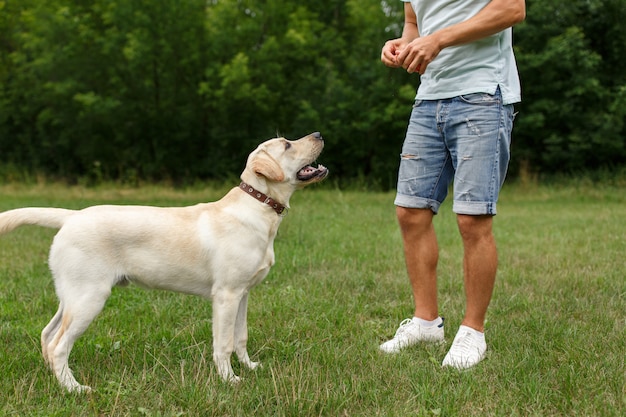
[442,325,487,369]
[379,317,445,353]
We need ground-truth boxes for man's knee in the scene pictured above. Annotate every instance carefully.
[396,206,434,234]
[456,214,494,242]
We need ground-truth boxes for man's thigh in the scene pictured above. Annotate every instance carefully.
[395,100,454,213]
[446,91,514,215]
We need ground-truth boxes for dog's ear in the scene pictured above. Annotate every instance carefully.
[251,151,285,182]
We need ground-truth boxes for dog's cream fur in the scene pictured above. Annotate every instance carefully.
[0,132,328,392]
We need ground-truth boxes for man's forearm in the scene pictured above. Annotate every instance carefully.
[433,0,526,49]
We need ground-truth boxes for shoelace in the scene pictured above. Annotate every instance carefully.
[394,318,414,337]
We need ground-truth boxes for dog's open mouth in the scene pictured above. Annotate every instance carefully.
[297,164,329,182]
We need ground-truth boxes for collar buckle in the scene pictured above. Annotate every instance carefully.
[239,181,288,216]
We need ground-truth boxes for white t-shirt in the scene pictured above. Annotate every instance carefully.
[401,0,521,104]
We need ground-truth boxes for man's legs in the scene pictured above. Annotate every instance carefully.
[397,210,497,331]
[396,206,439,321]
[380,96,449,354]
[383,90,512,364]
[379,205,445,353]
[439,214,496,369]
[439,89,512,368]
[457,214,497,332]
[395,209,497,330]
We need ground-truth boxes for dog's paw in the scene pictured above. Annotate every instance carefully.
[68,384,92,394]
[228,375,242,384]
[247,361,261,370]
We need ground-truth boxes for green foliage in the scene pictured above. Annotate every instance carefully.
[0,0,624,185]
[514,0,626,173]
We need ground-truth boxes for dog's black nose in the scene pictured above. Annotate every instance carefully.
[312,132,323,140]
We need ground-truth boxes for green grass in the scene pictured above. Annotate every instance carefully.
[0,181,624,416]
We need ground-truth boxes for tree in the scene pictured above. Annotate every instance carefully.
[513,0,626,173]
[1,0,624,185]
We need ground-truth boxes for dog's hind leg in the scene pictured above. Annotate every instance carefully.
[234,293,260,371]
[45,292,109,393]
[41,304,63,366]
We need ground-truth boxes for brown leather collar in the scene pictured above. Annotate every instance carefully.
[239,182,288,216]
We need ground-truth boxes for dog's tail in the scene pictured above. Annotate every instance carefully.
[0,208,76,235]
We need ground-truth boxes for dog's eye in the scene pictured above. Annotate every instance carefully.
[284,141,292,150]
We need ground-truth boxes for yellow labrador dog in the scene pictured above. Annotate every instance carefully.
[0,132,328,392]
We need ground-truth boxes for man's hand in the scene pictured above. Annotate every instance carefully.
[396,34,443,75]
[381,39,405,68]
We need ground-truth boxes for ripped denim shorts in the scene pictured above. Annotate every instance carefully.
[395,87,515,215]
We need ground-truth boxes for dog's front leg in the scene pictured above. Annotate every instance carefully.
[234,292,260,370]
[212,290,242,383]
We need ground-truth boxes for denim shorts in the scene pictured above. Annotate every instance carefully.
[395,88,515,215]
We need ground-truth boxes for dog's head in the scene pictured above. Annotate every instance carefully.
[241,132,328,204]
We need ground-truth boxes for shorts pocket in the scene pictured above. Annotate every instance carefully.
[459,92,499,105]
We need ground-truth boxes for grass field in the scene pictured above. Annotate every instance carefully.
[0,180,624,416]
